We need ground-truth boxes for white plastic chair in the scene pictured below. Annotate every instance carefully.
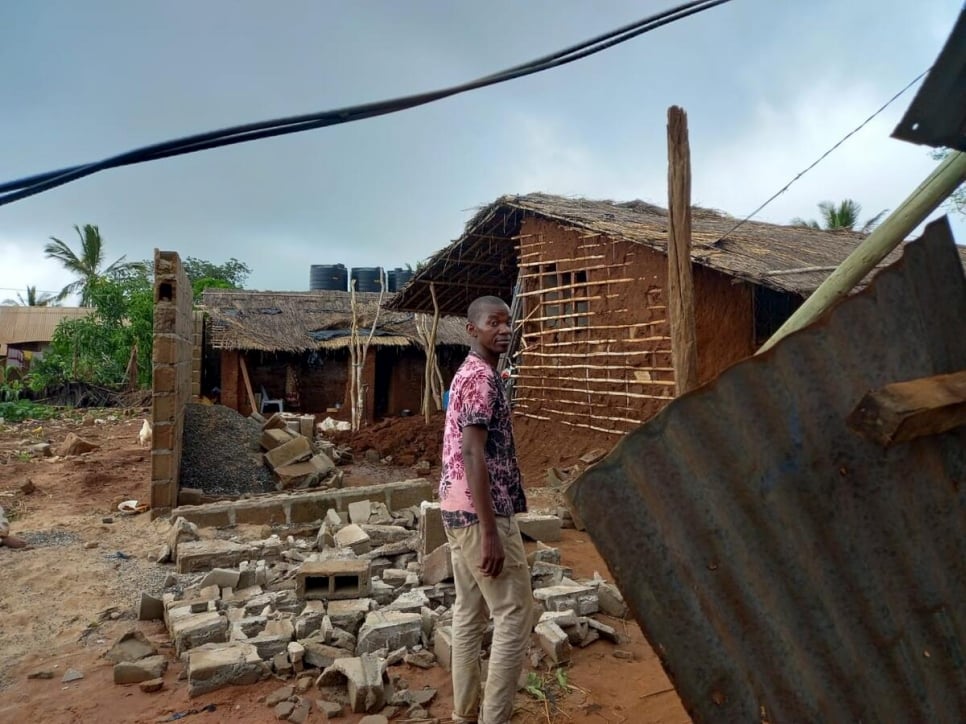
[260,385,284,414]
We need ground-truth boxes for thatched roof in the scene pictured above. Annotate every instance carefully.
[201,289,468,353]
[0,306,92,356]
[388,193,966,315]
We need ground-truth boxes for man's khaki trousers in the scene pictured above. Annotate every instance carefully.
[446,515,533,724]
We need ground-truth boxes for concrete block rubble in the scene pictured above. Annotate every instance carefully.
[126,483,629,720]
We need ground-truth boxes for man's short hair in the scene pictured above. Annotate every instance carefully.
[467,295,508,324]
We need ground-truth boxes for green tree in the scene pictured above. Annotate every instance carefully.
[1,285,58,306]
[792,199,888,233]
[29,269,154,389]
[44,224,145,306]
[183,256,250,300]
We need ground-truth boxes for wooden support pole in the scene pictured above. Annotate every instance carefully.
[238,354,256,415]
[847,369,966,446]
[758,151,966,354]
[667,105,699,395]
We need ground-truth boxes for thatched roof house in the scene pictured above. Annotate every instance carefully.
[389,193,966,315]
[202,290,467,352]
[200,289,468,421]
[388,192,966,438]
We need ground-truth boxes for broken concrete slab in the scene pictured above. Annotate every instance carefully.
[356,611,422,655]
[266,684,295,706]
[114,655,168,684]
[105,630,158,664]
[297,558,372,600]
[166,516,200,558]
[597,581,629,619]
[138,592,165,622]
[301,640,352,669]
[316,654,389,713]
[531,561,573,589]
[334,524,371,555]
[261,427,297,451]
[418,502,446,559]
[200,568,242,590]
[327,598,374,635]
[176,539,261,574]
[317,699,344,718]
[384,589,430,615]
[360,524,412,547]
[348,500,372,524]
[434,626,452,672]
[516,513,562,543]
[187,642,269,697]
[420,542,453,585]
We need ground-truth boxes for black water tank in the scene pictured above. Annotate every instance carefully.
[388,267,414,292]
[310,264,348,291]
[351,267,383,293]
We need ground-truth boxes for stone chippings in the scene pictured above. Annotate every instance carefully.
[125,476,627,717]
[180,403,275,497]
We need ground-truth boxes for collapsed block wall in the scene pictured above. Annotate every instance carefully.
[151,250,194,517]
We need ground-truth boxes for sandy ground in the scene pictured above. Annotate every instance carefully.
[0,412,690,724]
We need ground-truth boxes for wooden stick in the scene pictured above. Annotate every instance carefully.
[514,411,631,435]
[759,151,966,353]
[238,354,257,415]
[511,383,673,400]
[667,105,698,395]
[522,348,670,358]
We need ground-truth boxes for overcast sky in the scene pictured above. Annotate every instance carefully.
[1,0,963,302]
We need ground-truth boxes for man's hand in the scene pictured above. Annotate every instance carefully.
[479,526,505,577]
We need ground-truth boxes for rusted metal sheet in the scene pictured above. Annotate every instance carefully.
[569,217,966,723]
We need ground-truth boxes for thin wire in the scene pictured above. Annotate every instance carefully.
[716,67,930,243]
[0,0,733,207]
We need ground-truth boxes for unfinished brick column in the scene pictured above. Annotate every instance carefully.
[191,309,204,401]
[151,251,193,518]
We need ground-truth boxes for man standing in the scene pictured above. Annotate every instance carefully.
[439,295,531,724]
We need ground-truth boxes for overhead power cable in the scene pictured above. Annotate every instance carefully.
[0,0,732,208]
[717,66,930,242]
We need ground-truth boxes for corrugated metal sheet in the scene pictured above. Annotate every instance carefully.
[0,306,91,346]
[569,218,966,723]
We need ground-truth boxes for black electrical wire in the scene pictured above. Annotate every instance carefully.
[0,0,732,207]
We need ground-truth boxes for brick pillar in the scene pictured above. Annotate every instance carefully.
[191,309,204,401]
[151,250,193,518]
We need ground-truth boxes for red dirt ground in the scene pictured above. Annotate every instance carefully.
[0,410,688,724]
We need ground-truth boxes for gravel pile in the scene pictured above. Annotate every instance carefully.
[19,529,82,547]
[179,403,275,497]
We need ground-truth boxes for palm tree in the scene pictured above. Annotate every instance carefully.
[44,224,144,306]
[1,285,58,306]
[792,199,888,233]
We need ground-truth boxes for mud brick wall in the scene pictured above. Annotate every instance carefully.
[151,250,194,517]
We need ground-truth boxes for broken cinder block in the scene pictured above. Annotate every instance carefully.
[296,559,372,601]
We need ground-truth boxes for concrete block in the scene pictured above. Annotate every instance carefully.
[516,513,562,543]
[106,630,158,664]
[186,642,269,697]
[356,611,422,655]
[171,611,229,657]
[369,578,396,606]
[418,502,446,559]
[533,584,599,615]
[294,601,325,639]
[334,524,371,555]
[261,427,296,451]
[114,655,168,684]
[381,568,410,587]
[230,616,268,640]
[176,539,257,574]
[298,415,315,438]
[433,625,452,672]
[327,598,374,636]
[526,544,561,566]
[535,621,572,664]
[316,654,389,713]
[275,454,335,490]
[261,413,287,431]
[297,559,372,600]
[249,633,292,661]
[348,500,371,524]
[264,435,313,470]
[531,561,573,589]
[420,543,453,585]
[585,617,621,644]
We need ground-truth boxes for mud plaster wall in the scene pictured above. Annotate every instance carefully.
[151,250,194,517]
[513,217,754,437]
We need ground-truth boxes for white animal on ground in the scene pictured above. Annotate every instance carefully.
[138,419,153,447]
